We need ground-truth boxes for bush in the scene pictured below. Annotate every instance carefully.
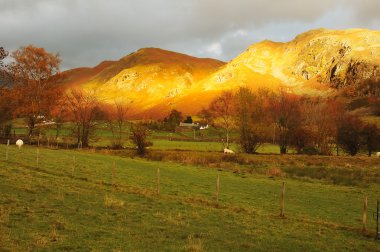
[303,147,319,155]
[129,123,152,156]
[337,115,362,156]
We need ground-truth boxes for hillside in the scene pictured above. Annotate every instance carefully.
[198,28,380,95]
[62,48,225,117]
[62,28,380,118]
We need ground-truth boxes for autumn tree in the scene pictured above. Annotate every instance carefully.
[235,87,267,154]
[198,107,213,126]
[0,46,8,87]
[130,123,152,156]
[50,97,69,141]
[105,99,130,149]
[0,47,14,138]
[65,89,104,148]
[163,109,183,132]
[209,91,235,148]
[361,122,380,156]
[268,90,303,154]
[9,45,63,137]
[337,114,363,156]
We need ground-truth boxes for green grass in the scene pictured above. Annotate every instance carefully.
[0,145,379,251]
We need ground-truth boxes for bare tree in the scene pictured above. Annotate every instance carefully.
[268,89,303,154]
[65,89,104,148]
[105,99,131,148]
[130,123,152,156]
[209,91,235,148]
[235,87,267,153]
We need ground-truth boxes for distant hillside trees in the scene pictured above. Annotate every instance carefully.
[8,45,63,137]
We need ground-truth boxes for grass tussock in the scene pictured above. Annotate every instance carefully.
[0,206,10,224]
[185,235,204,252]
[50,224,59,242]
[104,194,125,209]
[35,235,49,248]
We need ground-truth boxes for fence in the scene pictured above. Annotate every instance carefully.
[376,200,380,240]
[2,143,380,241]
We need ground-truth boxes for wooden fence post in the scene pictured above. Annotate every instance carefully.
[216,174,220,203]
[362,195,367,233]
[6,139,9,161]
[72,155,76,177]
[112,161,116,189]
[157,168,160,195]
[280,182,285,218]
[36,148,39,167]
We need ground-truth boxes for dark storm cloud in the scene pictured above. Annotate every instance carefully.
[0,0,379,70]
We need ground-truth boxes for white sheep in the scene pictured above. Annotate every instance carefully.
[16,139,24,149]
[224,148,235,154]
[376,152,380,158]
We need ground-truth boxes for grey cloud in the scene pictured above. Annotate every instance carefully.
[0,0,379,70]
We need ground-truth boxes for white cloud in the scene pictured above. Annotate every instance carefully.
[206,42,223,57]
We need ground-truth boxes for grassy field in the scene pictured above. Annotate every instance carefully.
[0,144,379,251]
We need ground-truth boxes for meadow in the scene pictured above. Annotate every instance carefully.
[0,144,379,251]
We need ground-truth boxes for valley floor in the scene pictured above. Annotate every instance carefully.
[0,145,379,251]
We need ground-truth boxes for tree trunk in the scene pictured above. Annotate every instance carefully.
[226,128,230,148]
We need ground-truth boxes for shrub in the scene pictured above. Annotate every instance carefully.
[129,123,152,156]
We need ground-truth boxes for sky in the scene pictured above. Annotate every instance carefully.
[1,0,380,70]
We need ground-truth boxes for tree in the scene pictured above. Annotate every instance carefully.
[268,90,303,154]
[9,45,63,137]
[361,123,380,156]
[235,87,266,154]
[0,47,15,137]
[198,107,213,126]
[50,97,69,141]
[65,89,103,148]
[163,109,183,132]
[130,123,152,156]
[105,99,130,149]
[0,47,6,64]
[0,47,8,84]
[337,114,363,156]
[184,116,193,124]
[209,91,235,148]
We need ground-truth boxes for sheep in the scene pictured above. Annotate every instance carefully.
[376,152,380,158]
[224,148,235,154]
[16,139,24,149]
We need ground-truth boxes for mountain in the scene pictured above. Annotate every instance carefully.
[198,28,379,93]
[63,28,380,118]
[62,48,225,117]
